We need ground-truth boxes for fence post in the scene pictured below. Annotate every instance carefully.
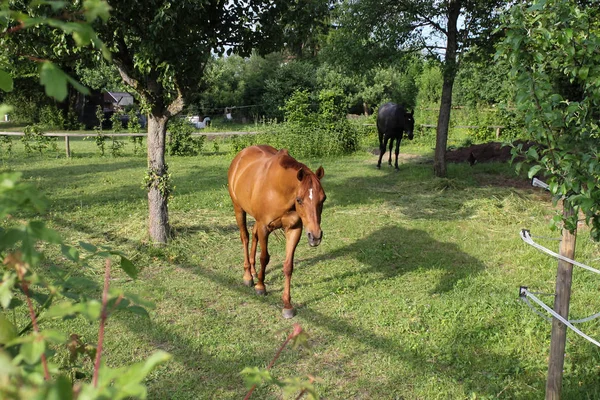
[64,135,71,158]
[545,201,577,399]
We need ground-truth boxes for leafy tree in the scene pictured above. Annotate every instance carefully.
[94,0,315,244]
[499,3,600,397]
[328,0,507,177]
[498,0,600,240]
[275,0,333,59]
[261,60,318,121]
[0,1,112,121]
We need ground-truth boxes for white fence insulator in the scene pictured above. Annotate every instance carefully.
[531,177,550,190]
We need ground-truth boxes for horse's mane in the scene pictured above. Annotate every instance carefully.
[277,149,304,171]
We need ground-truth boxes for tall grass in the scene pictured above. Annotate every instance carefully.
[2,137,600,399]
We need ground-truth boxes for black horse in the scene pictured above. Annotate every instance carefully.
[376,102,415,170]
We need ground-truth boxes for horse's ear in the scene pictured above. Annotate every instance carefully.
[297,168,305,181]
[315,166,325,180]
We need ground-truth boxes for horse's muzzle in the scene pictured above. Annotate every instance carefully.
[307,231,323,247]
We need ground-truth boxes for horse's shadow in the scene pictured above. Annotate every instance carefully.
[267,224,483,306]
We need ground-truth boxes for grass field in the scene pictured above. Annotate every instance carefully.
[2,135,600,399]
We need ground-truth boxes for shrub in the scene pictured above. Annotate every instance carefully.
[21,125,58,156]
[167,117,205,156]
[234,89,361,158]
[38,104,65,130]
[0,172,170,399]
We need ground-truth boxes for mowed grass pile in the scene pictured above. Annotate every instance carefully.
[3,137,600,399]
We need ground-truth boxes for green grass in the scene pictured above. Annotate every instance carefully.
[3,136,600,399]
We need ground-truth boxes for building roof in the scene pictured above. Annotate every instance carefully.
[105,91,134,106]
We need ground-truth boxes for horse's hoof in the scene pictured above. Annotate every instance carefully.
[255,288,266,296]
[282,308,295,319]
[243,279,254,287]
[377,165,381,169]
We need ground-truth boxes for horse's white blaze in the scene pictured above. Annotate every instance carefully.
[309,188,313,201]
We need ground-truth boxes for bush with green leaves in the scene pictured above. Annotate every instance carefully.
[20,125,58,156]
[245,89,360,158]
[0,172,170,399]
[0,136,13,158]
[166,118,205,156]
[38,105,65,130]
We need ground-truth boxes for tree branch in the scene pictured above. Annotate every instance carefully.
[166,86,185,117]
[92,259,112,388]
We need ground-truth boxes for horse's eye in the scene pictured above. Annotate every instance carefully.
[296,197,303,205]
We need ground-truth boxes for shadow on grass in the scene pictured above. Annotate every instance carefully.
[18,159,145,178]
[294,225,481,296]
[322,158,526,221]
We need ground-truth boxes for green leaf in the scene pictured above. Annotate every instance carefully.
[119,256,138,279]
[123,291,155,309]
[30,1,68,11]
[42,329,67,344]
[39,62,68,101]
[65,73,90,96]
[46,374,74,400]
[0,70,14,92]
[79,300,102,321]
[61,244,80,262]
[0,273,16,309]
[0,313,17,344]
[79,241,97,253]
[83,0,112,22]
[528,165,543,179]
[28,221,62,244]
[20,337,46,364]
[125,305,150,318]
[45,301,81,319]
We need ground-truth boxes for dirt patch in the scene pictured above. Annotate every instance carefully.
[446,140,535,165]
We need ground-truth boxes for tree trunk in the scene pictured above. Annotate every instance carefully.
[147,114,170,244]
[433,1,460,178]
[546,202,577,399]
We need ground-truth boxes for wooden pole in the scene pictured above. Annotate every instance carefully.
[65,136,71,158]
[545,202,577,399]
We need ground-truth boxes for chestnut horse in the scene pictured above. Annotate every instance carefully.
[228,145,326,318]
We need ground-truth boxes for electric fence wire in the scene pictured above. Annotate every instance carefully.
[520,288,600,348]
[520,229,600,323]
[520,229,600,275]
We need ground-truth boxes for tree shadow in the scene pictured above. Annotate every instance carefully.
[285,225,483,298]
[17,160,145,178]
[322,159,531,221]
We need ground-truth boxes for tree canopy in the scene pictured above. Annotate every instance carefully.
[498,0,600,240]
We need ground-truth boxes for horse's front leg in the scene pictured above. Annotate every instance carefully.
[282,226,302,319]
[255,224,270,296]
[233,205,253,287]
[394,137,402,170]
[388,138,394,166]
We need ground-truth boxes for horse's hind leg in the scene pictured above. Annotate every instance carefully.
[233,204,253,287]
[249,224,259,278]
[377,134,385,169]
[388,138,394,166]
[394,138,402,170]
